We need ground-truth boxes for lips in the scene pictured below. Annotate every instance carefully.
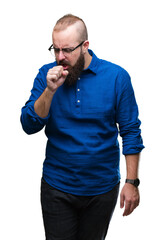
[59,60,70,70]
[62,64,69,70]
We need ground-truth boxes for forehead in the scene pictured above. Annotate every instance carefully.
[52,24,80,47]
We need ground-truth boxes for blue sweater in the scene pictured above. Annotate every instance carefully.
[21,50,144,196]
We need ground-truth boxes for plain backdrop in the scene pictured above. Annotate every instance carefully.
[1,0,165,239]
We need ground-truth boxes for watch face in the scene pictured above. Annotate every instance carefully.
[126,178,140,187]
[135,178,140,187]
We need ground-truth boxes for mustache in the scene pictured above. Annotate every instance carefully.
[58,60,70,66]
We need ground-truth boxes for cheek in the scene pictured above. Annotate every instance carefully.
[69,53,80,66]
[55,55,60,64]
[69,59,77,67]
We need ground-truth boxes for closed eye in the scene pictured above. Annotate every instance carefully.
[62,48,74,53]
[54,48,73,53]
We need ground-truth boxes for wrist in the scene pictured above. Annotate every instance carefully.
[125,178,140,188]
[46,86,57,96]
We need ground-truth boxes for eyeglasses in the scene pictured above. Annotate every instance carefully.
[48,41,85,57]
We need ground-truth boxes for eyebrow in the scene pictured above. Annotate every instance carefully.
[53,43,74,49]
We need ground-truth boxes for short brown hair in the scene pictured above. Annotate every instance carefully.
[53,14,88,41]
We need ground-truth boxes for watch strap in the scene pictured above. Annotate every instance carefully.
[125,178,140,187]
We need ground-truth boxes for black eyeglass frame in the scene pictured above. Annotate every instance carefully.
[48,41,85,55]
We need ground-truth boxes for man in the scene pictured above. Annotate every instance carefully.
[21,14,144,240]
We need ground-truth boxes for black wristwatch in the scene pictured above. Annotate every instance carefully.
[125,178,140,188]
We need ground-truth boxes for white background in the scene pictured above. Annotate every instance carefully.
[1,0,165,239]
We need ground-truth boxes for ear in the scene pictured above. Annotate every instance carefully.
[83,40,89,53]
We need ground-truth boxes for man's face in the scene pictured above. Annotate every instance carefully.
[52,25,85,86]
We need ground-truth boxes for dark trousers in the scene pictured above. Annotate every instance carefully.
[41,178,119,240]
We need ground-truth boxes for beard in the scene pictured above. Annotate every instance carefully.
[58,52,85,86]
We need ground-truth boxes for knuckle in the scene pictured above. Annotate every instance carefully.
[127,198,132,203]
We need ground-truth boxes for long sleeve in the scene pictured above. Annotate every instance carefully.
[115,69,144,155]
[20,66,50,135]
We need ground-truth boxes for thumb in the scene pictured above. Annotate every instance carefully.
[62,70,69,77]
[120,191,125,209]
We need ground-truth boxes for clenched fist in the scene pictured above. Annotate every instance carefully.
[47,66,69,93]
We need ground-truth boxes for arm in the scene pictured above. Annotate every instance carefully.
[115,69,144,216]
[34,66,68,118]
[21,65,68,134]
[120,153,140,216]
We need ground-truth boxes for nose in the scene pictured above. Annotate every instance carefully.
[58,50,66,61]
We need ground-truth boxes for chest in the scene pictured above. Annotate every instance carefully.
[52,73,116,119]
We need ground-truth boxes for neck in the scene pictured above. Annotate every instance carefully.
[84,51,92,69]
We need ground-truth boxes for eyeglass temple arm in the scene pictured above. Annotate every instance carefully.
[48,44,53,51]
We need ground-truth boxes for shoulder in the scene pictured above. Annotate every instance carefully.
[96,58,131,86]
[99,58,129,77]
[39,61,57,74]
[97,57,132,92]
[33,62,57,88]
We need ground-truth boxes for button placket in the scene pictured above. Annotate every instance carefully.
[76,77,81,112]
